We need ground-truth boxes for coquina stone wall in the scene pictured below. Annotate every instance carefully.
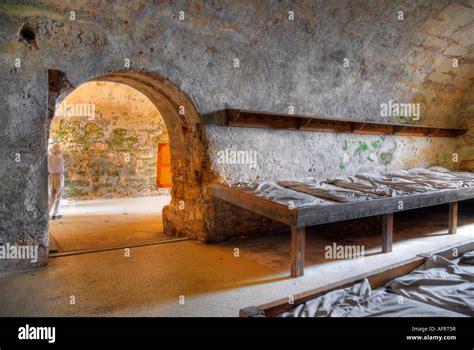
[456,91,474,171]
[0,0,472,272]
[50,81,169,199]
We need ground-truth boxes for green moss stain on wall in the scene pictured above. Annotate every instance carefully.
[379,151,394,165]
[108,128,141,153]
[50,82,169,199]
[337,135,399,172]
[371,140,382,150]
[355,141,369,153]
[0,3,66,20]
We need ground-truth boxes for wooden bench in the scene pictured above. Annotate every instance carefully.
[209,183,474,277]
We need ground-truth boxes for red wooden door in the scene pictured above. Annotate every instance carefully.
[156,143,172,188]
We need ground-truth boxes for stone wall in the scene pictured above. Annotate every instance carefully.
[456,88,474,171]
[0,0,473,272]
[50,81,169,199]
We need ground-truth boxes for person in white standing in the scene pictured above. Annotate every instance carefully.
[48,143,65,220]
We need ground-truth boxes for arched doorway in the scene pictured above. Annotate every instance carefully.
[49,81,175,252]
[47,70,214,253]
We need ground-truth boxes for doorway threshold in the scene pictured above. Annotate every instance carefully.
[49,237,189,258]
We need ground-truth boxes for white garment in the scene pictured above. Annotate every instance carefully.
[48,154,65,217]
[48,154,65,174]
[48,173,64,217]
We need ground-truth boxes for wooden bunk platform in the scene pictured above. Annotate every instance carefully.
[209,183,474,277]
[239,240,474,317]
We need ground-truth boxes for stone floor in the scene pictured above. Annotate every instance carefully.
[49,195,172,252]
[0,203,473,317]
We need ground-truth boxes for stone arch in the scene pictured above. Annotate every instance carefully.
[48,70,215,241]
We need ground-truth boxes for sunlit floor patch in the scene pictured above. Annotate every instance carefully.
[49,195,172,252]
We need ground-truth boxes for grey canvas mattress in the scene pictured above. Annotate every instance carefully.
[388,251,474,316]
[280,251,474,317]
[232,167,474,207]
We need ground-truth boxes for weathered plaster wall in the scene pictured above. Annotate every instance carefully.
[0,0,473,271]
[208,129,457,184]
[50,81,169,199]
[206,1,474,182]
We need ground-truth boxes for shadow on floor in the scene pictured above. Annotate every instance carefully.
[220,201,474,274]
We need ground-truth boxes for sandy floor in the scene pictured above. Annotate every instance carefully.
[0,203,473,317]
[49,196,172,252]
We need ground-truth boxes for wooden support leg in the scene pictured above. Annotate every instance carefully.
[382,213,393,253]
[291,226,306,277]
[449,202,458,234]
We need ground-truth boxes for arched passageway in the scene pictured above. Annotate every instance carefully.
[48,81,174,252]
[47,70,214,245]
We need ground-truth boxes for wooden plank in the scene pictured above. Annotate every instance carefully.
[449,202,458,234]
[296,187,474,228]
[243,239,474,317]
[352,122,394,135]
[382,213,394,253]
[228,114,298,130]
[429,240,474,259]
[226,109,240,122]
[239,306,265,317]
[298,119,352,133]
[207,183,296,226]
[224,109,467,138]
[394,126,428,136]
[290,226,306,277]
[366,259,425,289]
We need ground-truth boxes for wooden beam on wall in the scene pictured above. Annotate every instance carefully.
[299,119,352,133]
[224,109,467,138]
